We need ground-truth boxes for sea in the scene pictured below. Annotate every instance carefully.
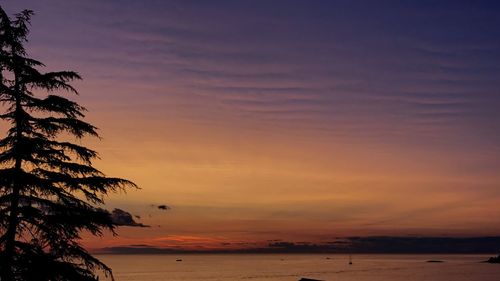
[97,254,500,281]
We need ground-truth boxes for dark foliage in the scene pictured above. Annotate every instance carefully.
[0,6,136,281]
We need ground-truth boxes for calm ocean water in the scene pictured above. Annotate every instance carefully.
[97,254,500,281]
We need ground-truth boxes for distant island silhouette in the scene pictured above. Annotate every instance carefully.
[97,236,500,254]
[484,255,500,263]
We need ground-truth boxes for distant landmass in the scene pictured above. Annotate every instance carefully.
[97,236,500,254]
[484,254,500,263]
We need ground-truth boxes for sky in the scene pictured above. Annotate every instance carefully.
[2,0,500,251]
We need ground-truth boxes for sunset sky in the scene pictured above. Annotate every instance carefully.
[2,0,500,251]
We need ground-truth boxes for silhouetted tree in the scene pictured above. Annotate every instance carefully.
[0,7,136,281]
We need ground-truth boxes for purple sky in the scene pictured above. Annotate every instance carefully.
[2,1,500,250]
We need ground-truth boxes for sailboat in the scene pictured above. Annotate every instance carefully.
[349,254,353,265]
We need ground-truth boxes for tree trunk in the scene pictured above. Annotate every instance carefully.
[1,70,23,281]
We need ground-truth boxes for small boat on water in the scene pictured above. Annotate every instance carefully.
[349,254,353,265]
[176,259,183,262]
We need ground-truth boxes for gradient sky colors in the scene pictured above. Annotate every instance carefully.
[2,0,500,251]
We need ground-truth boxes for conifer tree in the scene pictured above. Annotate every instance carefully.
[0,6,136,281]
